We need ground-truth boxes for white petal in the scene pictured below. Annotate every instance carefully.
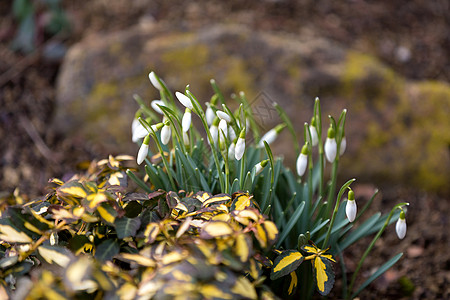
[216,110,231,122]
[206,105,215,126]
[396,218,407,239]
[309,125,318,147]
[161,125,171,145]
[151,100,165,114]
[324,137,337,163]
[228,143,235,160]
[296,153,308,176]
[149,72,163,91]
[254,162,263,175]
[219,119,228,139]
[175,92,194,110]
[137,143,149,165]
[182,111,191,132]
[340,136,347,156]
[346,200,357,222]
[258,129,277,147]
[132,123,148,142]
[209,125,218,145]
[235,137,245,160]
[228,126,236,141]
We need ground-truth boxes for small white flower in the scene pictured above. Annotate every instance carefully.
[340,136,347,156]
[219,119,228,139]
[254,160,269,175]
[345,189,357,222]
[228,126,236,141]
[309,125,319,147]
[325,137,337,163]
[161,125,171,145]
[183,131,189,146]
[346,199,357,222]
[149,71,163,91]
[396,212,407,239]
[296,153,308,177]
[137,135,150,165]
[209,124,218,146]
[175,92,194,110]
[151,100,165,115]
[182,108,191,132]
[132,119,147,142]
[235,137,245,161]
[216,110,231,122]
[228,142,235,160]
[206,103,215,126]
[258,129,277,147]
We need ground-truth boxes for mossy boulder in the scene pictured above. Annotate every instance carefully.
[55,25,450,192]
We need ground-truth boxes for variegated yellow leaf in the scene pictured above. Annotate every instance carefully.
[288,271,298,295]
[0,224,32,243]
[200,221,234,239]
[231,276,257,299]
[271,250,304,280]
[313,257,335,295]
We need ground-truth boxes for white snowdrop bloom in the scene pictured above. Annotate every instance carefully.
[346,199,357,222]
[137,135,150,165]
[183,131,189,146]
[182,108,192,132]
[309,124,319,147]
[219,119,228,139]
[235,136,245,161]
[258,129,277,147]
[340,136,347,156]
[254,160,269,175]
[296,154,308,177]
[175,92,194,110]
[148,71,163,91]
[132,119,148,142]
[209,124,218,146]
[228,142,235,160]
[205,103,215,126]
[396,211,407,239]
[161,125,171,145]
[325,137,337,163]
[216,110,231,123]
[151,100,165,114]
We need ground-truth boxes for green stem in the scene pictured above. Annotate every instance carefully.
[239,151,246,190]
[326,158,340,217]
[347,202,409,298]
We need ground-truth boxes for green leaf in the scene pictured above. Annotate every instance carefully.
[352,253,403,298]
[124,201,143,218]
[276,201,305,247]
[271,250,304,280]
[95,239,120,262]
[339,212,381,251]
[126,169,152,193]
[114,217,141,239]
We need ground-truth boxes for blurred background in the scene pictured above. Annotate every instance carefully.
[0,1,449,299]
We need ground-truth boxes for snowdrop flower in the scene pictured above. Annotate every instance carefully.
[309,117,319,147]
[228,141,236,160]
[340,135,347,156]
[161,124,171,145]
[234,129,246,161]
[296,143,309,176]
[345,189,357,222]
[182,108,191,132]
[218,119,228,139]
[228,126,237,141]
[396,211,407,239]
[137,135,150,165]
[216,110,231,123]
[254,159,269,175]
[132,118,148,142]
[209,118,219,146]
[151,100,165,115]
[175,92,194,110]
[148,71,163,91]
[258,124,286,147]
[324,126,337,163]
[205,103,215,126]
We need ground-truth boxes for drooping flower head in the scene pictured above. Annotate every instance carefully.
[324,126,337,163]
[396,210,407,239]
[148,71,163,91]
[296,143,309,177]
[137,135,150,165]
[345,189,357,222]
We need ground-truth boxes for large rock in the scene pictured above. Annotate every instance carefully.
[55,24,450,192]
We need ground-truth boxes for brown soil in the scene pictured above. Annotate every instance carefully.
[0,1,448,299]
